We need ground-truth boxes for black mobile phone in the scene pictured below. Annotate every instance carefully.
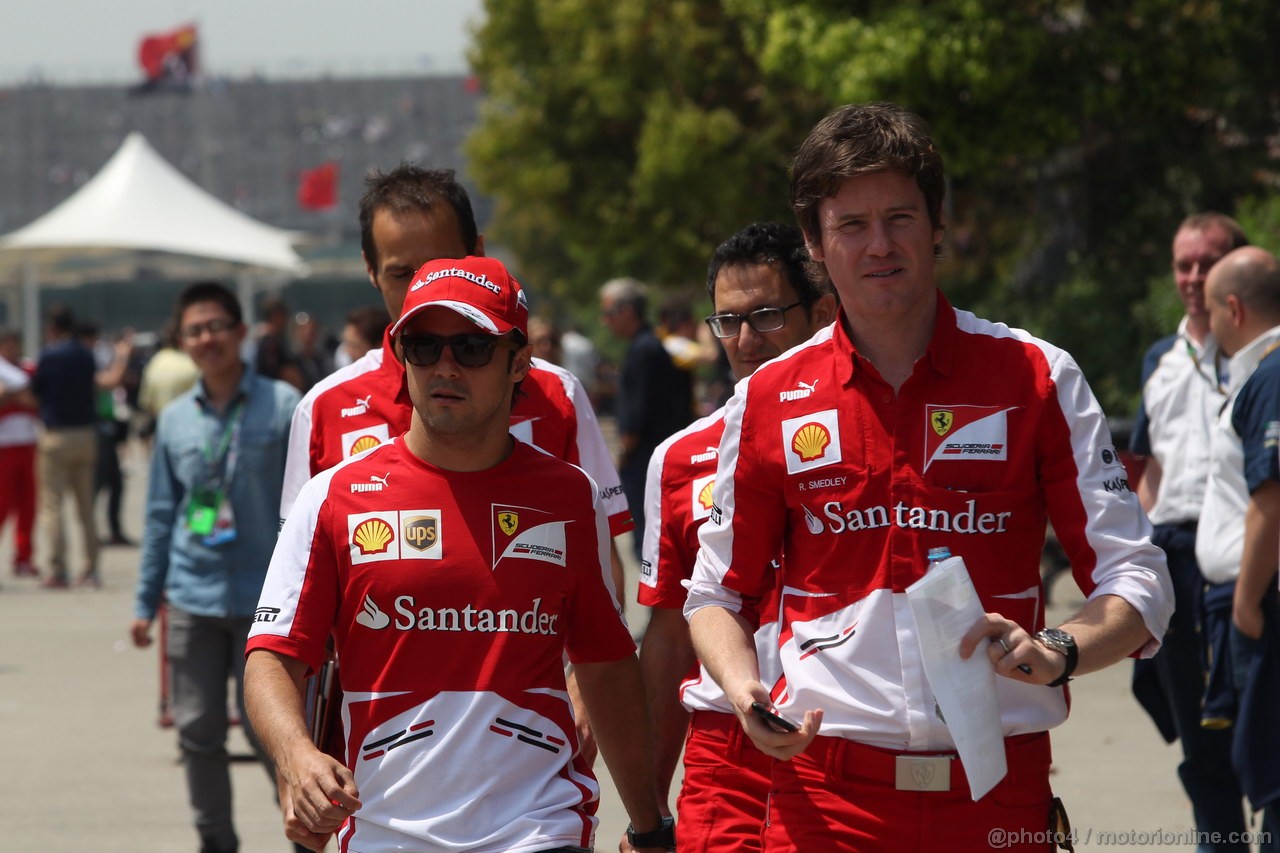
[750,701,800,733]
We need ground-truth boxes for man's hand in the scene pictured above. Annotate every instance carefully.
[277,774,335,851]
[130,617,153,648]
[281,747,361,836]
[730,680,822,761]
[960,614,1068,686]
[1233,594,1265,641]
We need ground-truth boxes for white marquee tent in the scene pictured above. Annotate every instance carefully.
[0,132,308,354]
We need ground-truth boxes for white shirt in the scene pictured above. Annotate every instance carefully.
[0,356,38,447]
[1196,325,1280,584]
[1136,317,1227,525]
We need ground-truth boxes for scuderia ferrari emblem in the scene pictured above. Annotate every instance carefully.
[923,404,1018,471]
[491,504,569,569]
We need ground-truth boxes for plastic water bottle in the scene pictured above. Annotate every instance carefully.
[926,546,951,568]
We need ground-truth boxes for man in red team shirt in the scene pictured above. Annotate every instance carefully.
[636,222,834,849]
[277,166,629,784]
[685,103,1173,850]
[245,256,672,853]
[280,166,631,560]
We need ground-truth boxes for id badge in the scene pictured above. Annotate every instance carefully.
[203,497,238,547]
[187,487,222,536]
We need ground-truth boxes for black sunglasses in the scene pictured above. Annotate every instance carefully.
[400,333,509,368]
[705,301,803,339]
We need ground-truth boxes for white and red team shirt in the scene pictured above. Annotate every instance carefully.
[0,356,38,447]
[280,330,631,534]
[639,409,781,714]
[249,437,634,853]
[685,293,1173,752]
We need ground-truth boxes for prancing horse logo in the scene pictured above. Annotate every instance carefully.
[912,762,936,788]
[498,511,519,535]
[931,410,954,437]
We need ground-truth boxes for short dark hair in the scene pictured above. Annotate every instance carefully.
[1177,212,1249,250]
[706,222,829,315]
[345,305,391,350]
[359,165,479,271]
[790,102,946,247]
[47,304,76,335]
[260,296,289,322]
[174,281,242,328]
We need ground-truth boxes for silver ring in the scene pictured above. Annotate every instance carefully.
[998,638,1011,654]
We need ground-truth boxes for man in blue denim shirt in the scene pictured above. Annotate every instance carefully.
[130,281,301,853]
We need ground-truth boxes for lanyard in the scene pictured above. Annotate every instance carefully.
[1185,337,1226,395]
[202,398,247,491]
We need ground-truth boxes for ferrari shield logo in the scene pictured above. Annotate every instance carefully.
[912,762,936,788]
[498,511,519,536]
[931,410,954,437]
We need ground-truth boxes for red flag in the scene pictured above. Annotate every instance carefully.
[137,24,198,85]
[298,162,340,211]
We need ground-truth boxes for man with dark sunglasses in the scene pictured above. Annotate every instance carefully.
[246,256,670,853]
[272,166,633,837]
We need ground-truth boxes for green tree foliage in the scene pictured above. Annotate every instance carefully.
[468,0,1280,414]
[466,0,827,304]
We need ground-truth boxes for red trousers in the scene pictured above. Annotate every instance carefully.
[763,732,1055,852]
[677,711,774,852]
[0,444,36,563]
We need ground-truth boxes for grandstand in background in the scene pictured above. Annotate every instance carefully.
[0,75,485,335]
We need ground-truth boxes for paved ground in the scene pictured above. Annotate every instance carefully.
[3,439,1258,852]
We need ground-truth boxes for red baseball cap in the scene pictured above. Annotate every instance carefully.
[390,256,529,338]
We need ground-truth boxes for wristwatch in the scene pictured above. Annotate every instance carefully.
[626,816,676,850]
[1034,627,1078,687]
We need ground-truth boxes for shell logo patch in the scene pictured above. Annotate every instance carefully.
[347,510,443,564]
[782,409,841,475]
[341,423,390,458]
[791,422,831,462]
[353,517,394,555]
[691,474,716,521]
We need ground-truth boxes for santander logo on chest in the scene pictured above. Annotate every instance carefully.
[923,404,1018,471]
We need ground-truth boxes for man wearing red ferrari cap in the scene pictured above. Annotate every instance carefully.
[278,167,631,551]
[245,256,670,853]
